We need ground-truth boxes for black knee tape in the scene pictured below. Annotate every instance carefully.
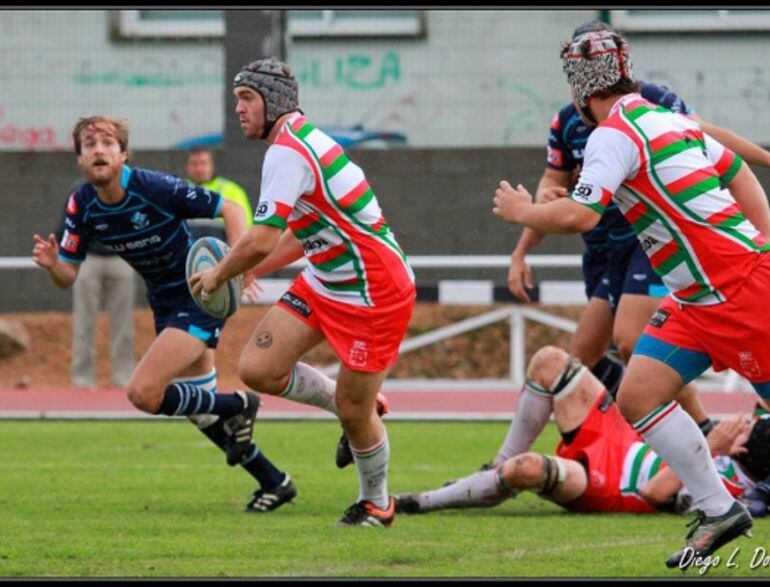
[550,356,584,396]
[590,355,625,400]
[538,455,564,496]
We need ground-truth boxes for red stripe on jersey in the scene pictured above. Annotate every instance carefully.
[666,168,718,195]
[625,200,649,225]
[649,240,679,269]
[320,144,344,168]
[308,242,348,266]
[290,116,307,133]
[371,216,387,232]
[675,281,705,301]
[706,203,740,226]
[288,211,321,232]
[600,188,614,208]
[715,148,736,176]
[338,179,370,209]
[753,233,769,247]
[274,201,293,219]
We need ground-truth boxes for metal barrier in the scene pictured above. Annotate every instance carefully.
[5,253,750,392]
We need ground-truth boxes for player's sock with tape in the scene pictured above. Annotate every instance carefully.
[493,380,552,466]
[181,371,286,488]
[590,355,625,398]
[633,401,735,516]
[277,362,339,415]
[157,381,245,418]
[418,468,513,512]
[350,431,390,509]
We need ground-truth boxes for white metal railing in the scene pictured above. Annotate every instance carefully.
[4,254,751,392]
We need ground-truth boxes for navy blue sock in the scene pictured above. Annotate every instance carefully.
[196,418,286,489]
[158,383,244,418]
[590,355,625,399]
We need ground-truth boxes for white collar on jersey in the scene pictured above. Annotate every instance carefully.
[608,92,643,118]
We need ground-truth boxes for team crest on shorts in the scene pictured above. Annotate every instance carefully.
[349,341,369,367]
[739,351,762,379]
[648,308,670,328]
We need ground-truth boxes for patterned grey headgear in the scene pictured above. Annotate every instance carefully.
[233,57,300,139]
[561,31,635,107]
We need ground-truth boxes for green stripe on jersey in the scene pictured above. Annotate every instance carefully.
[650,139,705,167]
[722,154,743,184]
[293,220,327,240]
[323,152,350,180]
[313,250,355,272]
[345,189,375,214]
[673,176,721,204]
[255,215,287,230]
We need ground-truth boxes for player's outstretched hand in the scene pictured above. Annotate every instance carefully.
[508,253,533,303]
[189,268,223,301]
[493,181,532,223]
[32,233,59,269]
[707,414,750,456]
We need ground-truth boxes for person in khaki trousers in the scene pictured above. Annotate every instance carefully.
[56,183,135,388]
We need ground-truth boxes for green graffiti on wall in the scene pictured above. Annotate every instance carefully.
[296,51,400,90]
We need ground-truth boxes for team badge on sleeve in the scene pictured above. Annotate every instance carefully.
[66,193,77,214]
[61,229,79,253]
[547,146,563,167]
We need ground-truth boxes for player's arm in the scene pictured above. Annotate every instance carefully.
[691,114,770,169]
[191,223,284,297]
[494,127,634,235]
[704,134,770,238]
[251,229,305,278]
[32,233,80,288]
[508,169,571,302]
[217,198,249,248]
[638,465,682,509]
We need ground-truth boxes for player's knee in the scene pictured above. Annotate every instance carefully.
[125,381,163,413]
[238,359,286,396]
[615,384,638,421]
[527,345,569,385]
[506,453,546,486]
[336,395,374,432]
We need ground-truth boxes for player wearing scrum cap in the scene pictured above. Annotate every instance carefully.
[189,57,416,527]
[32,116,297,513]
[492,30,770,566]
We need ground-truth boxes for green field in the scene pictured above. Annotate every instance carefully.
[1,420,768,578]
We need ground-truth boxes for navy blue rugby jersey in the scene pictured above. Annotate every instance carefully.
[546,81,693,253]
[58,165,222,300]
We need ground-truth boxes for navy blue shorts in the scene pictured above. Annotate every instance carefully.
[582,250,609,300]
[149,288,226,349]
[593,241,667,313]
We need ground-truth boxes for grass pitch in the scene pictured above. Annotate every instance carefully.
[0,419,768,578]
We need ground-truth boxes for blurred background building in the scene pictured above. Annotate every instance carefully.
[3,9,770,310]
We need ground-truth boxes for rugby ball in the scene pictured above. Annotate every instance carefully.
[185,237,242,319]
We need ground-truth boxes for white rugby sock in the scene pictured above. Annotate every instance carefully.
[278,362,338,415]
[493,380,553,466]
[351,432,390,509]
[417,468,513,512]
[634,402,734,517]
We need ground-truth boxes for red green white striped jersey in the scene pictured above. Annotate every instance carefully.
[570,93,769,306]
[254,114,414,307]
[620,442,754,506]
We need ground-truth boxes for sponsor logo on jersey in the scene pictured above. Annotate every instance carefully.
[641,236,659,252]
[632,274,648,282]
[255,201,272,220]
[649,308,670,328]
[349,341,369,368]
[572,148,584,161]
[303,237,329,253]
[64,218,76,229]
[61,230,79,253]
[95,223,109,231]
[279,291,312,319]
[572,183,594,201]
[103,234,162,252]
[547,146,563,167]
[130,211,149,230]
[739,351,762,378]
[66,193,77,214]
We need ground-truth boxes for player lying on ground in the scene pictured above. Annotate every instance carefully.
[32,116,296,513]
[492,30,770,566]
[396,346,770,520]
[189,58,416,527]
[508,20,770,436]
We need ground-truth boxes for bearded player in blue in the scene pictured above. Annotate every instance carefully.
[32,116,297,513]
